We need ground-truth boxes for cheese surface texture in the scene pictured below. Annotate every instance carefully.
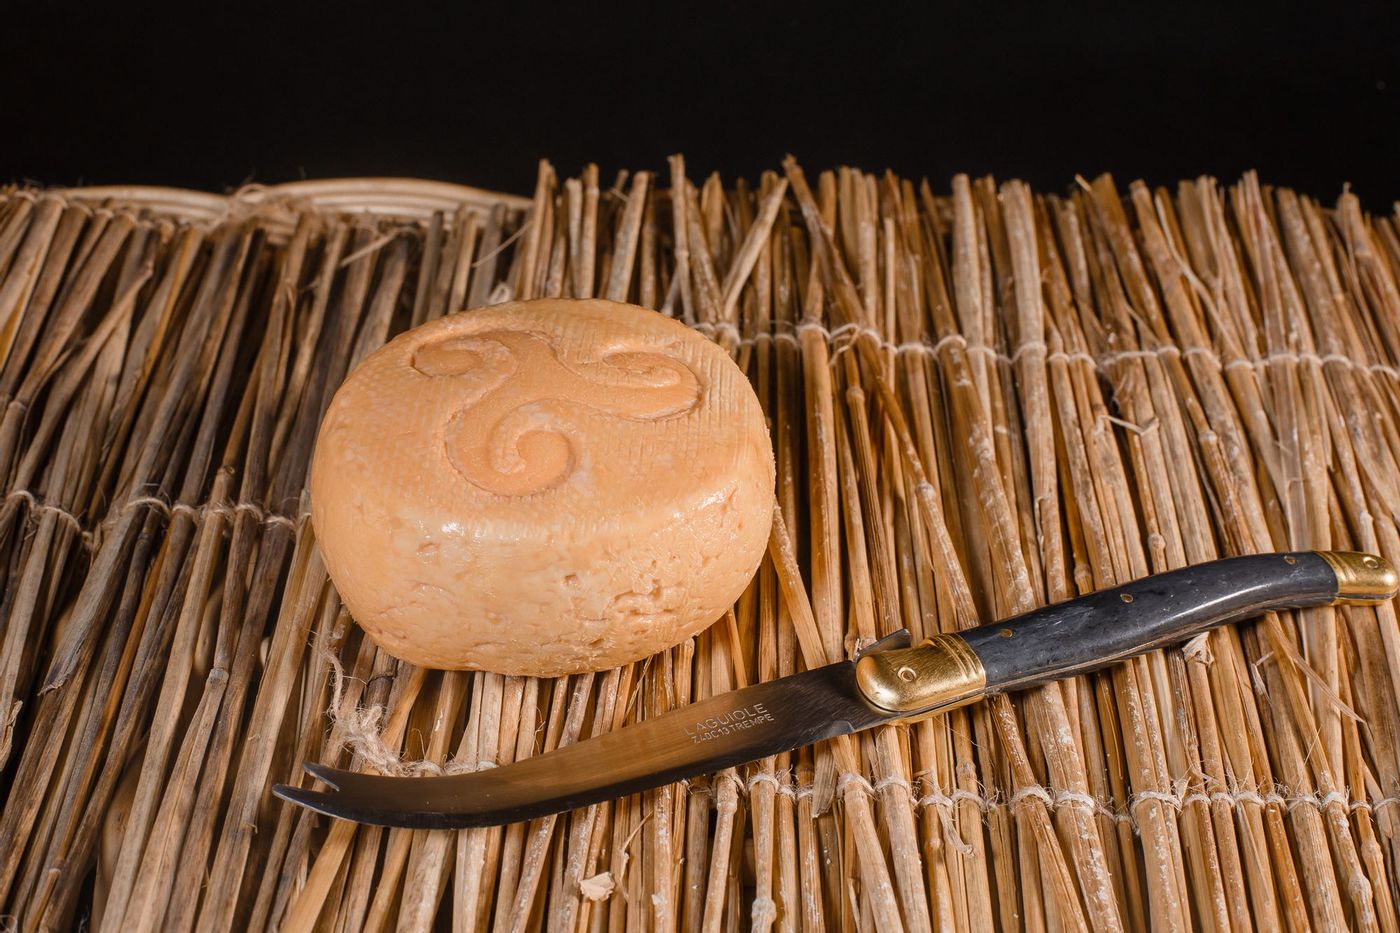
[311,299,775,675]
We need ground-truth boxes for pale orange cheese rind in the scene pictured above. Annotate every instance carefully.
[310,298,776,676]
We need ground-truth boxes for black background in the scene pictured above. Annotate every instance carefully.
[4,3,1398,207]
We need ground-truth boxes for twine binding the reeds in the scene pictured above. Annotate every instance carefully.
[317,648,496,778]
[2,488,302,552]
[701,319,1400,382]
[51,179,532,243]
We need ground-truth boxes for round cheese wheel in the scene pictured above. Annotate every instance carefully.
[311,298,775,675]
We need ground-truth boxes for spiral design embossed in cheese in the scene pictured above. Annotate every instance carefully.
[411,329,702,496]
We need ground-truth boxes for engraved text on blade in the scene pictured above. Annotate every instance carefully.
[682,703,774,744]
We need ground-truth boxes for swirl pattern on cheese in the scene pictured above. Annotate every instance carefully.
[310,298,775,675]
[411,330,701,496]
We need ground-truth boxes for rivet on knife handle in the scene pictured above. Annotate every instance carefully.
[1319,550,1398,605]
[854,634,986,716]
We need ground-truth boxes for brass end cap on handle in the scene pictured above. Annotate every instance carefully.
[854,633,987,717]
[1319,551,1399,605]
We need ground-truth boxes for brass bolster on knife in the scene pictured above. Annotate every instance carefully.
[854,634,987,717]
[1319,551,1399,606]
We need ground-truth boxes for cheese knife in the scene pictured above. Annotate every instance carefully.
[274,550,1395,829]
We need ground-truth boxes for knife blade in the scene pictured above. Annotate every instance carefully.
[274,550,1395,828]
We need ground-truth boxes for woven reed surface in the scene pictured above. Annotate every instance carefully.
[2,161,1400,931]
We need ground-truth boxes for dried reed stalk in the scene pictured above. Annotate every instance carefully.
[2,162,1399,932]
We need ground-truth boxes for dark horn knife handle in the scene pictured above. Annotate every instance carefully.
[855,551,1397,717]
